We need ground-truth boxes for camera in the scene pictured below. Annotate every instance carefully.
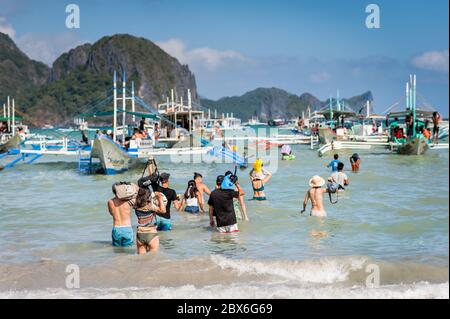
[225,169,238,184]
[327,180,344,193]
[149,172,160,184]
[137,176,153,188]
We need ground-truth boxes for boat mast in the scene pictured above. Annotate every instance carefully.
[412,74,417,138]
[113,71,117,141]
[12,98,15,136]
[365,100,369,118]
[336,90,341,111]
[122,70,127,136]
[131,81,136,123]
[188,89,192,134]
[329,97,333,128]
[406,82,409,110]
[7,96,10,133]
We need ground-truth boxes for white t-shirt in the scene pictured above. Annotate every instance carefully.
[331,172,348,187]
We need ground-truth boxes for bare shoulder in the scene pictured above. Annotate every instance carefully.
[107,198,116,209]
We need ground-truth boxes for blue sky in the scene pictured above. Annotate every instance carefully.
[1,0,448,114]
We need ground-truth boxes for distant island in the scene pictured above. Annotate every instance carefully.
[0,32,373,126]
[201,88,374,122]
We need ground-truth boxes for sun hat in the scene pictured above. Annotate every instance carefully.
[216,175,225,186]
[309,175,325,188]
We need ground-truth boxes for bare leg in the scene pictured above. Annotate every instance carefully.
[137,239,147,255]
[148,236,160,252]
[238,195,249,221]
[198,196,206,213]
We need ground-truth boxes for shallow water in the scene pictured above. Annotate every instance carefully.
[0,132,448,298]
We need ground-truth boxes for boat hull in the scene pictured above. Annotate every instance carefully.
[397,137,429,155]
[91,137,137,175]
[318,128,337,144]
[0,135,21,154]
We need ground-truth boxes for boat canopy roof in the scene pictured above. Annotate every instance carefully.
[317,110,357,120]
[388,110,435,119]
[80,110,160,120]
[0,116,23,121]
[366,114,386,120]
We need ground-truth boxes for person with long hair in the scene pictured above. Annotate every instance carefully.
[180,180,205,214]
[133,186,166,254]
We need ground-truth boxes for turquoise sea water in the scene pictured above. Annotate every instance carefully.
[0,129,448,298]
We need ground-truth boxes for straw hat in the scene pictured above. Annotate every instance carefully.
[309,175,325,188]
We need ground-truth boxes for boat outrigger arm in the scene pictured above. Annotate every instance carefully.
[317,140,449,157]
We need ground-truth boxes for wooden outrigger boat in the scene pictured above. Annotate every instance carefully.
[85,71,211,174]
[0,134,21,154]
[317,75,448,157]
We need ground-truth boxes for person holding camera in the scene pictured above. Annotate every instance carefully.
[208,172,245,233]
[329,162,349,189]
[145,159,180,230]
[224,170,249,221]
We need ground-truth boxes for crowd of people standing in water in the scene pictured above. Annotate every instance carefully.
[92,117,161,149]
[388,111,442,144]
[106,140,363,254]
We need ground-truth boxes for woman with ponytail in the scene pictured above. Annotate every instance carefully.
[179,180,204,214]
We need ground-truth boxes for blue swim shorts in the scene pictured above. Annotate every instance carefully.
[154,215,172,231]
[111,226,134,247]
[185,206,200,214]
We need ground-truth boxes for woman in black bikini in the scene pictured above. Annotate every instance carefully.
[249,160,272,201]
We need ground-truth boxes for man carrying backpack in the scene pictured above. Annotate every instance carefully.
[107,182,138,247]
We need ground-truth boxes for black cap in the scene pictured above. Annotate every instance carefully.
[216,175,224,186]
[160,172,170,181]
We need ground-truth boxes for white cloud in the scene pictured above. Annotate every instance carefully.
[15,33,84,65]
[156,38,245,71]
[411,50,449,73]
[0,16,16,39]
[0,17,83,65]
[310,71,331,83]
